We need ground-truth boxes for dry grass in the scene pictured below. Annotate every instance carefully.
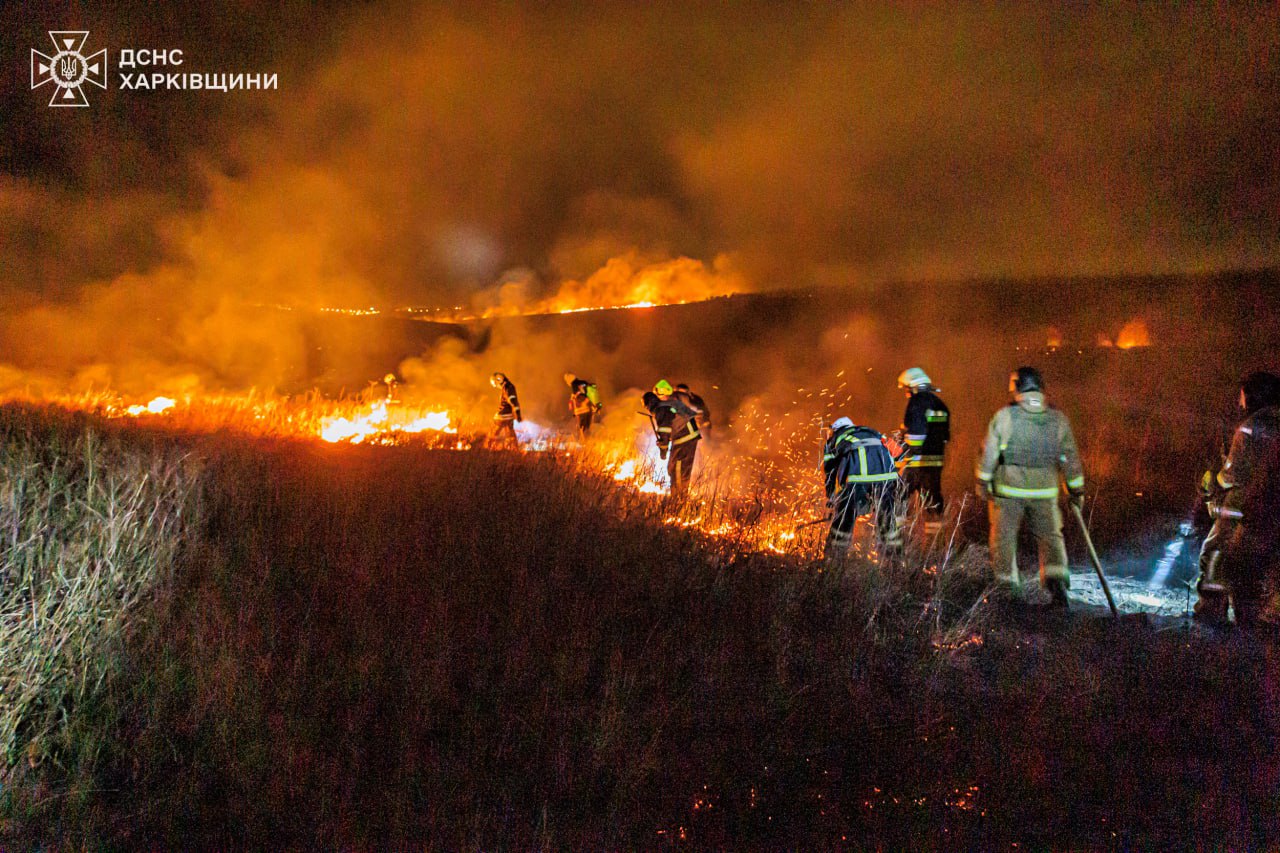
[1,403,1278,849]
[0,406,200,795]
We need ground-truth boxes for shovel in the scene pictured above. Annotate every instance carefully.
[1070,502,1119,618]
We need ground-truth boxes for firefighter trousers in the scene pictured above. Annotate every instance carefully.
[826,483,901,559]
[988,496,1069,588]
[667,440,698,494]
[1200,520,1280,629]
[576,412,594,437]
[902,466,944,514]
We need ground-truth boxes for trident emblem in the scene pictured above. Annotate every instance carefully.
[32,31,107,107]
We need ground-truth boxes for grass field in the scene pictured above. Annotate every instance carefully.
[2,403,1278,849]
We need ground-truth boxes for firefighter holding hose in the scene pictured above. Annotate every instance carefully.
[822,417,902,563]
[1194,371,1280,629]
[976,367,1084,607]
[649,380,702,494]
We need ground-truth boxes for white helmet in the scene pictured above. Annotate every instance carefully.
[831,416,854,431]
[897,367,931,390]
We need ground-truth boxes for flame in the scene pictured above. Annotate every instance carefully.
[444,255,747,320]
[125,396,176,416]
[319,400,456,444]
[1115,318,1151,349]
[6,372,840,561]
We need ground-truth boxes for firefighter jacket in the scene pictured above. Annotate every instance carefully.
[651,397,701,451]
[568,379,599,416]
[494,378,522,422]
[1215,405,1280,534]
[901,388,950,468]
[676,390,711,430]
[823,425,899,499]
[976,392,1084,500]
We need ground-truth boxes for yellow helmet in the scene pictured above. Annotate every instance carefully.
[654,379,673,396]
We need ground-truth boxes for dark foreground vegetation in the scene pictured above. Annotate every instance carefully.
[2,404,1279,849]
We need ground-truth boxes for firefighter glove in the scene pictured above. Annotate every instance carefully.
[516,414,523,423]
[1068,489,1084,511]
[975,481,992,501]
[659,446,668,460]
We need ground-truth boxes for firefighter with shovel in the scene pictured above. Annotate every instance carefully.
[976,367,1085,608]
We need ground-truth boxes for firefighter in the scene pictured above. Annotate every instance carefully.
[490,372,522,443]
[564,373,602,438]
[822,417,902,563]
[1194,371,1280,629]
[896,367,950,537]
[674,383,711,435]
[975,367,1084,607]
[649,379,702,494]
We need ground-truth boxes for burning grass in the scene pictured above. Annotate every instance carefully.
[2,404,1279,849]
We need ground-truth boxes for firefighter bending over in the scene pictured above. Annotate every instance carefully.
[1194,371,1280,629]
[822,417,902,563]
[490,372,522,443]
[896,367,950,537]
[564,373,602,438]
[976,367,1084,607]
[649,380,702,494]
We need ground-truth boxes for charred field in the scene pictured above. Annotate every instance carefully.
[3,387,1280,850]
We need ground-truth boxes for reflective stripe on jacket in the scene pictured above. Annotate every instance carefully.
[494,380,521,421]
[652,398,701,449]
[1216,405,1280,527]
[976,392,1083,499]
[824,426,898,498]
[901,389,950,468]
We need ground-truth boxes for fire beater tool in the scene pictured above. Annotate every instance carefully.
[1070,502,1119,618]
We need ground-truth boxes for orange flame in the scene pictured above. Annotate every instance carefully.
[1115,319,1151,349]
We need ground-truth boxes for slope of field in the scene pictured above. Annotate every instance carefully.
[2,405,1279,849]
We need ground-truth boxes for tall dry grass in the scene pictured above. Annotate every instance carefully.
[0,405,201,796]
[1,403,1278,850]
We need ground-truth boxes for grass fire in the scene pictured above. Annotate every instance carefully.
[3,2,1280,848]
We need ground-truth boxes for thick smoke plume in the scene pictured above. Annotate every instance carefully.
[1,3,1277,393]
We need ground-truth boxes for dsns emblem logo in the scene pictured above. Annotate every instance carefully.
[31,31,107,107]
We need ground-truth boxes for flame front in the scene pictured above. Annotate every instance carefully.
[8,382,836,561]
[320,400,457,444]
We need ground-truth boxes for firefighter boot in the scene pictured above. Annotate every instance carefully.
[824,529,852,566]
[1193,548,1229,626]
[1193,583,1230,626]
[1045,578,1069,609]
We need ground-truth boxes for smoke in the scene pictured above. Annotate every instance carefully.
[1,3,1278,393]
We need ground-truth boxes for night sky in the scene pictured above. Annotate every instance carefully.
[2,2,1278,308]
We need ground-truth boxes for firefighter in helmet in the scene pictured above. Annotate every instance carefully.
[975,367,1084,607]
[648,379,702,494]
[896,367,950,537]
[490,372,522,443]
[822,417,902,563]
[564,373,602,438]
[1194,371,1280,629]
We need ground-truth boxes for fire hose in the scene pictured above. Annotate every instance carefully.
[1069,502,1120,618]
